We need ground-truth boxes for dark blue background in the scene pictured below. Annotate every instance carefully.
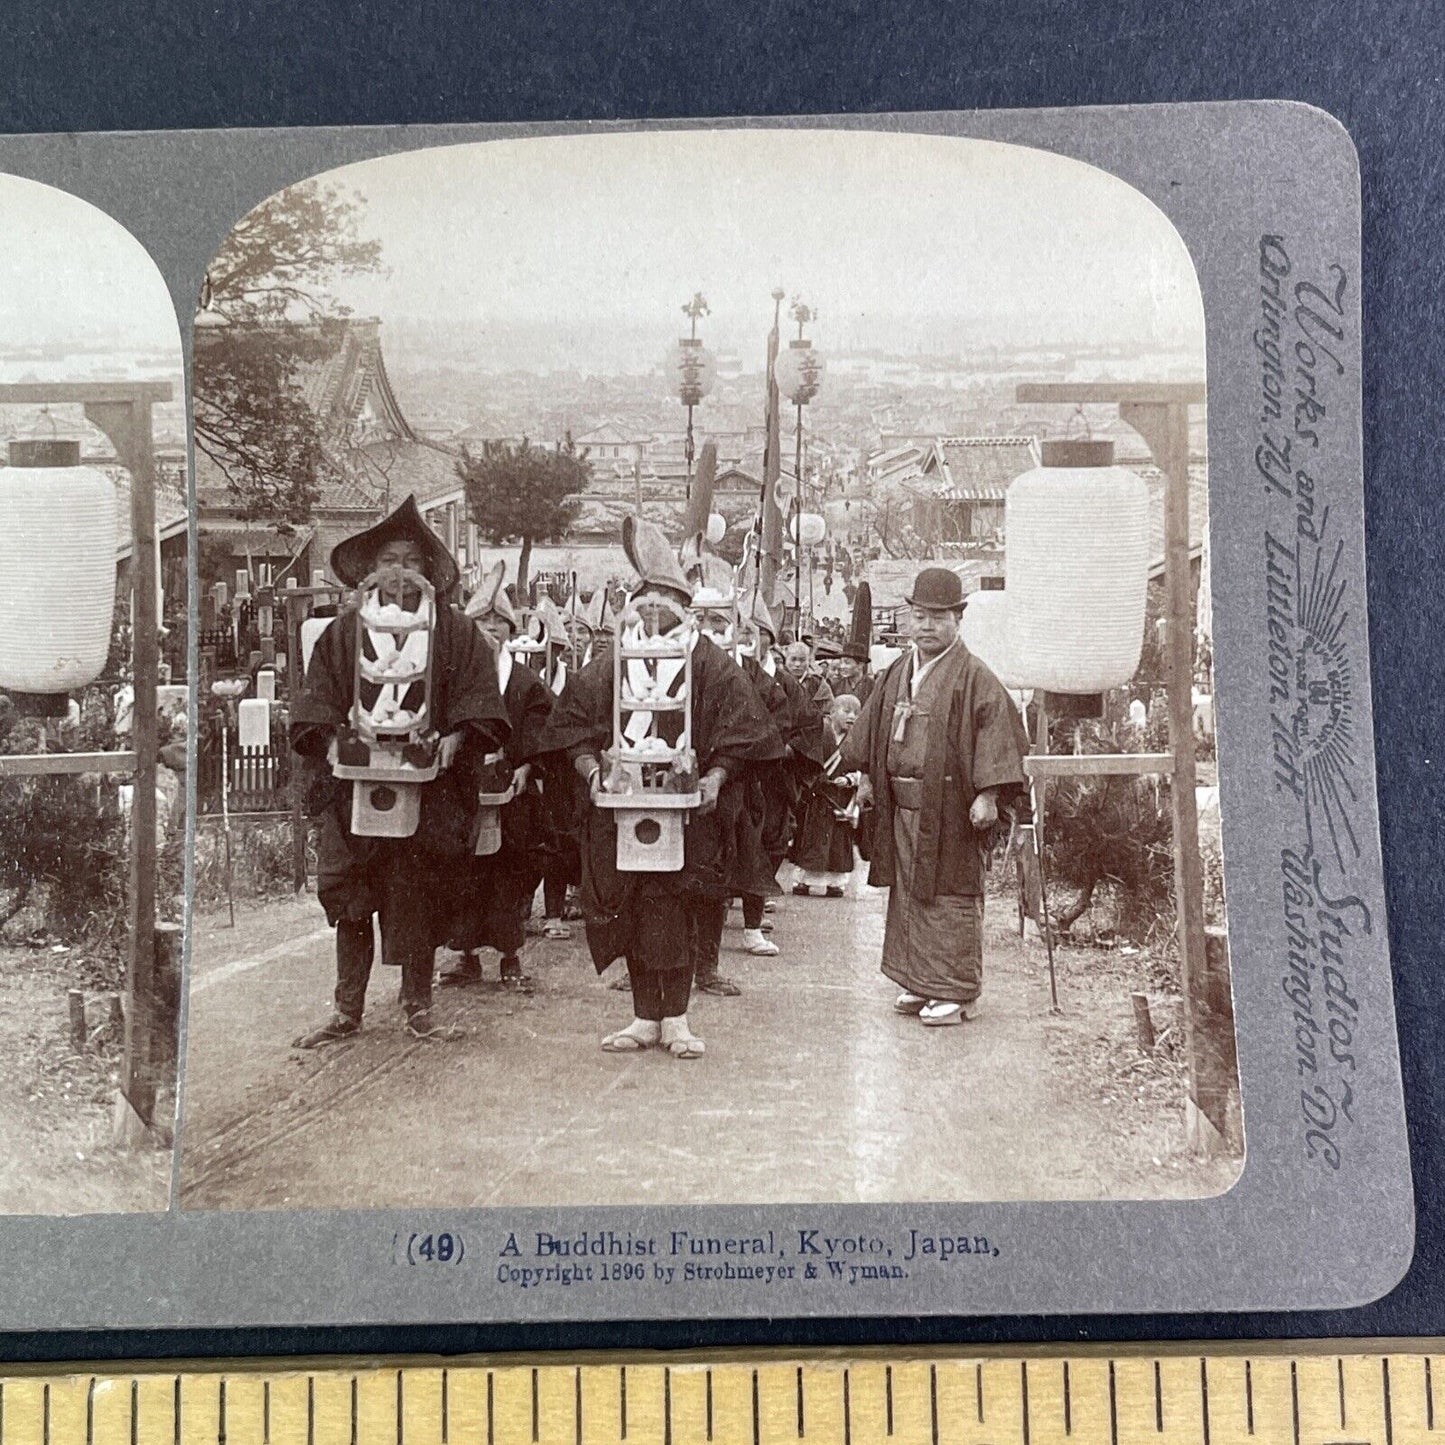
[0,0,1440,1362]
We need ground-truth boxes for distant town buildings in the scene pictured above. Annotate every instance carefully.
[188,315,1208,605]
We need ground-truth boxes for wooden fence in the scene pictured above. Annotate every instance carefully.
[195,709,293,815]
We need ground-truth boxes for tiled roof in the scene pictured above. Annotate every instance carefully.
[297,319,416,443]
[1144,463,1210,575]
[928,435,1039,496]
[193,446,382,514]
[349,438,464,508]
[110,466,190,555]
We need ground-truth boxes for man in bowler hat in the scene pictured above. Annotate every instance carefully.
[839,566,1027,1026]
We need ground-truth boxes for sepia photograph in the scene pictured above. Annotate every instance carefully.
[0,172,188,1214]
[176,127,1239,1212]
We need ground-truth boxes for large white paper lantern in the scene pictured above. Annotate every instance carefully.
[961,589,1020,687]
[666,337,717,406]
[790,511,827,546]
[1005,439,1150,693]
[774,339,825,406]
[0,437,117,693]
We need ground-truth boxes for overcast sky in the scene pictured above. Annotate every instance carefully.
[307,128,1205,362]
[0,172,182,354]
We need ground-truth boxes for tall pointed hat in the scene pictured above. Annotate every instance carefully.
[463,558,518,629]
[330,494,459,593]
[844,580,872,661]
[622,515,692,602]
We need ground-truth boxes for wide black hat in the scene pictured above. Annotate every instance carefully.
[842,640,870,661]
[330,494,460,594]
[905,565,965,612]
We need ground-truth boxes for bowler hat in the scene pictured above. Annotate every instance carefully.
[842,640,869,662]
[905,566,965,611]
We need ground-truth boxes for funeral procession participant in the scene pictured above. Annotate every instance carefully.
[682,543,784,983]
[837,582,876,705]
[290,497,510,1045]
[839,566,1028,1027]
[540,517,779,1058]
[791,691,864,897]
[440,561,555,992]
[731,592,798,960]
[780,636,836,896]
[538,591,607,941]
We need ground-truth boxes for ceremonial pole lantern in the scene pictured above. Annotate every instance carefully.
[773,300,825,635]
[666,293,717,502]
[0,411,117,696]
[1004,438,1150,693]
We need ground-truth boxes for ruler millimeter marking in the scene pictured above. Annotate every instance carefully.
[0,1348,1442,1445]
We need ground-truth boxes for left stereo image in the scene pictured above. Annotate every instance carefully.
[0,171,187,1214]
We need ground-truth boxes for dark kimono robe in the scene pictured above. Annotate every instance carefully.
[291,603,510,963]
[449,650,556,956]
[838,670,874,707]
[539,634,779,975]
[736,655,793,885]
[790,723,860,878]
[839,640,1027,1004]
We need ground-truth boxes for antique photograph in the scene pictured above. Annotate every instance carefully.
[177,127,1239,1211]
[0,172,188,1214]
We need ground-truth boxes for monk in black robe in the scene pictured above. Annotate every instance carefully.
[728,599,804,962]
[290,497,509,1045]
[834,642,874,707]
[840,567,1027,1027]
[790,692,863,894]
[540,521,778,1058]
[441,564,555,992]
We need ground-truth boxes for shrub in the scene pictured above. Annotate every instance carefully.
[1039,708,1176,951]
[194,814,309,907]
[0,689,185,986]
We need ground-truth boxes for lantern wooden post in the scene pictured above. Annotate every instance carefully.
[0,381,172,1142]
[1015,381,1224,1150]
[286,591,310,893]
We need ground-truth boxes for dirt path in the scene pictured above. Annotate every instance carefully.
[178,880,1240,1211]
[0,947,170,1215]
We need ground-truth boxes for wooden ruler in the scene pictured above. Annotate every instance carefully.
[0,1345,1439,1445]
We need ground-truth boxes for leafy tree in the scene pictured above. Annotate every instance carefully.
[192,180,383,551]
[459,438,588,598]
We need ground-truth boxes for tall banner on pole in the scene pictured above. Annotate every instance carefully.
[682,438,718,541]
[758,300,784,605]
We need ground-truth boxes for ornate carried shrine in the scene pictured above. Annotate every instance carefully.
[330,566,440,838]
[597,594,701,871]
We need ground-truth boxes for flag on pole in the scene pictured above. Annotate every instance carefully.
[758,308,784,606]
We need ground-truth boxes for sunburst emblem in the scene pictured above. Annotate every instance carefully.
[1296,537,1358,870]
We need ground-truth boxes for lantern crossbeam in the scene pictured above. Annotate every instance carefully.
[1023,752,1174,778]
[0,381,172,405]
[0,379,168,1142]
[0,750,139,778]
